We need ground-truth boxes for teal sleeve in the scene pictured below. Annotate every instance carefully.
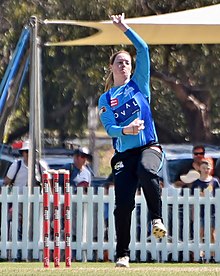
[98,93,124,138]
[125,28,151,101]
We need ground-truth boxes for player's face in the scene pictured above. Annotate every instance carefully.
[111,53,132,80]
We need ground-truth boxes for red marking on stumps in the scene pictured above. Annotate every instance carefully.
[64,172,71,267]
[53,172,60,268]
[43,173,50,268]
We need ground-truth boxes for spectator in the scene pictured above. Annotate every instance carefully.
[3,140,50,261]
[61,147,92,192]
[61,147,92,261]
[178,169,200,247]
[214,158,220,180]
[4,140,50,191]
[173,145,206,254]
[180,170,200,188]
[191,159,220,264]
[174,145,206,188]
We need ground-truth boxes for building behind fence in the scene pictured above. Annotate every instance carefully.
[0,186,220,263]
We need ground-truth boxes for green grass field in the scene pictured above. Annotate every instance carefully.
[0,262,220,276]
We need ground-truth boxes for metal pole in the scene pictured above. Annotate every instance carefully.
[29,16,44,261]
[29,16,43,186]
[28,16,39,190]
[36,35,43,158]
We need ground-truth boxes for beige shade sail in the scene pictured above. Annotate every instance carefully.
[44,4,220,46]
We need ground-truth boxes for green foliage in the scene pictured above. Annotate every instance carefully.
[1,0,220,143]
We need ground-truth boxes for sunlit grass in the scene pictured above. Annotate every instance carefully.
[0,262,220,275]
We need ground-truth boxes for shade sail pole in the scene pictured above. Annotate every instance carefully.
[28,16,39,191]
[36,35,43,161]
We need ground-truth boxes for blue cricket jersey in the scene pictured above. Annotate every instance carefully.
[98,28,158,153]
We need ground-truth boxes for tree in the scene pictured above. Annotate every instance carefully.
[137,0,220,144]
[0,0,220,144]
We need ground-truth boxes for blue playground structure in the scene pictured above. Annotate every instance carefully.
[0,26,30,143]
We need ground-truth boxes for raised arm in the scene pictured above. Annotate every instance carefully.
[111,13,150,99]
[110,13,129,32]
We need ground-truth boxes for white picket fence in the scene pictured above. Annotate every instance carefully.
[0,186,220,263]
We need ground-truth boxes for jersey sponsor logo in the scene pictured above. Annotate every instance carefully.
[114,161,124,171]
[110,98,118,107]
[99,106,107,116]
[113,98,140,123]
[124,86,134,97]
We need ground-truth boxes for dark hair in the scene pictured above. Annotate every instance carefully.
[192,145,205,154]
[104,50,131,91]
[19,149,28,155]
[73,149,92,161]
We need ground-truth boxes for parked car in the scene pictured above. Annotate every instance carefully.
[43,154,73,171]
[43,154,107,189]
[1,144,220,189]
[0,145,107,188]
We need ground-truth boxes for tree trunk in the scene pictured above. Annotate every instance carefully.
[151,69,213,143]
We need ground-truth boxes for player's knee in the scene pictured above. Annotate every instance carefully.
[138,163,155,180]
